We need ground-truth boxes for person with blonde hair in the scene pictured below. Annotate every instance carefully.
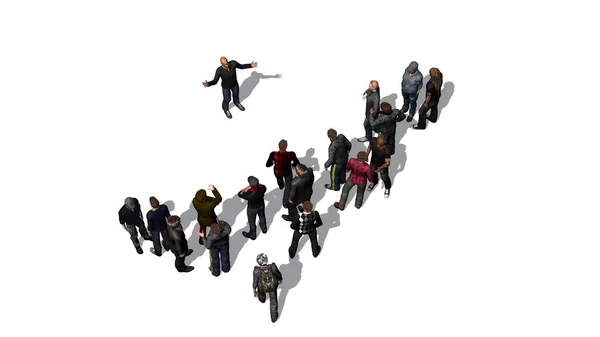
[413,67,443,130]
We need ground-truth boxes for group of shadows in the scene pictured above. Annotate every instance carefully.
[138,76,454,319]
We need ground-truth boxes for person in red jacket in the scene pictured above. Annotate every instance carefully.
[334,151,373,210]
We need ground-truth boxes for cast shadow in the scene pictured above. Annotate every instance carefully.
[297,147,320,171]
[381,93,399,110]
[438,81,455,120]
[185,222,206,264]
[264,186,284,230]
[163,200,175,212]
[388,143,408,187]
[229,71,282,109]
[218,195,248,267]
[311,170,331,210]
[278,257,303,319]
[298,204,340,253]
[179,202,197,232]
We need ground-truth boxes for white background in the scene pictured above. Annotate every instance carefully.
[1,0,599,336]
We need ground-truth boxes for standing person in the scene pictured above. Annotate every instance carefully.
[288,201,323,259]
[333,151,373,211]
[367,136,392,198]
[146,196,171,256]
[358,80,380,142]
[238,176,268,240]
[199,220,231,277]
[202,57,258,119]
[118,197,152,254]
[266,139,299,207]
[252,253,283,323]
[283,163,314,221]
[166,215,194,273]
[413,67,444,130]
[324,128,352,191]
[369,102,404,155]
[193,184,222,245]
[401,61,423,121]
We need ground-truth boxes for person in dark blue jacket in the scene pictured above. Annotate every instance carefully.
[146,196,171,256]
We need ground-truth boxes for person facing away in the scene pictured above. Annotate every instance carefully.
[199,219,231,277]
[334,151,374,211]
[413,67,444,130]
[238,175,268,240]
[369,102,404,155]
[358,80,381,143]
[367,135,393,198]
[253,253,283,323]
[118,197,152,254]
[324,128,352,191]
[166,215,194,273]
[266,139,299,207]
[289,201,323,259]
[146,196,171,256]
[193,184,222,245]
[283,163,315,222]
[401,61,424,120]
[202,57,258,119]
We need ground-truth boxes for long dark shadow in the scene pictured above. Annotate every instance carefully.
[217,194,249,267]
[185,222,206,265]
[278,257,303,319]
[229,72,282,109]
[264,186,284,231]
[438,81,455,120]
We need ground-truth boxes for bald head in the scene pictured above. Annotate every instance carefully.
[220,57,228,68]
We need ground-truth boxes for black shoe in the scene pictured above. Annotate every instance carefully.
[396,112,406,122]
[179,266,194,273]
[278,185,284,190]
[314,246,321,258]
[367,183,377,191]
[260,226,267,234]
[281,215,292,221]
[406,114,413,122]
[288,248,295,259]
[135,246,143,254]
[185,249,193,256]
[411,125,424,130]
[143,236,152,241]
[235,103,245,111]
[271,313,279,323]
[384,189,390,198]
[224,110,232,119]
[242,231,256,240]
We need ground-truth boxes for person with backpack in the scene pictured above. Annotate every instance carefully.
[252,253,283,323]
[199,219,231,277]
[288,201,323,259]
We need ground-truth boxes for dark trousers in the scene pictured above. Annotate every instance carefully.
[198,221,213,244]
[363,113,373,139]
[172,241,190,271]
[222,84,240,111]
[209,243,230,276]
[257,290,279,322]
[370,163,392,189]
[275,173,293,207]
[338,180,367,209]
[247,206,267,236]
[401,91,418,114]
[329,162,347,190]
[126,223,151,248]
[151,229,170,256]
[417,101,439,129]
[289,230,320,257]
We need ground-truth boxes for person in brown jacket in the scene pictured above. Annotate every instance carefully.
[193,184,222,245]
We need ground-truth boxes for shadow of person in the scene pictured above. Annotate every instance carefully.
[229,71,282,109]
[218,195,247,224]
[179,202,197,232]
[297,147,320,171]
[438,81,455,120]
[388,143,408,187]
[311,170,330,210]
[381,93,399,109]
[264,186,284,230]
[278,257,303,319]
[185,222,206,265]
[163,200,175,212]
[298,204,340,253]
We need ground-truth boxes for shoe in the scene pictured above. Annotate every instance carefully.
[260,226,267,234]
[235,103,245,111]
[357,137,368,142]
[355,204,362,209]
[324,184,339,191]
[278,185,284,190]
[149,247,156,255]
[333,202,343,211]
[242,231,257,240]
[396,112,406,122]
[185,249,193,256]
[406,114,413,122]
[135,246,143,254]
[143,236,152,241]
[288,248,295,259]
[179,266,194,273]
[281,215,292,221]
[224,110,232,119]
[314,246,321,258]
[367,183,377,191]
[411,125,424,130]
[384,189,390,198]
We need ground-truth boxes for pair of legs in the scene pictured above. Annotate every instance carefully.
[126,223,152,253]
[362,113,373,142]
[150,229,170,256]
[243,206,267,239]
[414,101,439,129]
[275,173,292,207]
[335,181,367,210]
[289,230,321,258]
[369,163,392,197]
[222,85,244,112]
[257,290,279,322]
[326,163,346,191]
[209,243,230,277]
[380,131,396,155]
[173,241,194,272]
[401,90,418,120]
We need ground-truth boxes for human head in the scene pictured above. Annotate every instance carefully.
[124,197,136,210]
[167,215,181,228]
[327,128,337,142]
[256,253,268,266]
[195,189,206,201]
[211,220,222,234]
[407,61,419,75]
[368,80,379,91]
[220,57,228,67]
[149,196,159,208]
[295,163,308,176]
[278,139,288,151]
[380,102,392,113]
[429,67,442,92]
[376,135,386,148]
[302,200,313,212]
[357,151,368,162]
[248,175,259,187]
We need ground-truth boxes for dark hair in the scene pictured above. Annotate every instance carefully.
[380,102,392,112]
[278,139,288,150]
[167,215,181,228]
[327,128,337,138]
[196,189,206,200]
[302,201,313,212]
[376,135,387,144]
[357,151,368,162]
[211,220,222,235]
[149,196,159,208]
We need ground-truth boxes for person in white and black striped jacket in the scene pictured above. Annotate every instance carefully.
[288,201,323,259]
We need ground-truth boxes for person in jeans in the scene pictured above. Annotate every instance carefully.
[266,139,299,207]
[334,151,373,210]
[283,163,314,221]
[367,136,392,198]
[193,184,222,245]
[413,67,443,130]
[166,215,194,273]
[146,196,171,256]
[288,201,323,259]
[202,57,258,119]
[253,253,283,323]
[199,220,231,277]
[369,102,404,155]
[238,176,267,240]
[324,128,352,191]
[401,61,423,121]
[358,80,380,142]
[118,197,152,254]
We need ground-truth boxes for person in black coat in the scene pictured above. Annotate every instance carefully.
[289,201,323,259]
[118,197,152,254]
[200,220,231,277]
[146,196,171,256]
[253,253,283,323]
[238,176,268,240]
[166,215,194,273]
[282,163,314,222]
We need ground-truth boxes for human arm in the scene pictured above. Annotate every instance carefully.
[365,164,374,182]
[376,158,391,172]
[238,186,251,199]
[314,211,323,228]
[324,144,335,168]
[416,74,423,95]
[343,135,352,152]
[362,89,368,99]
[209,186,222,206]
[367,144,372,156]
[290,152,299,167]
[252,267,260,295]
[290,215,300,230]
[373,92,381,113]
[118,209,130,231]
[287,182,297,205]
[423,92,432,108]
[272,264,283,282]
[233,60,256,69]
[146,213,154,232]
[205,68,221,87]
[222,222,232,236]
[266,152,275,167]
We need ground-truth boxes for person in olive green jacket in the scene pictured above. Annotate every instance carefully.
[193,184,222,245]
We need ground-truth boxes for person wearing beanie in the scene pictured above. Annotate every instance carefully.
[288,201,323,259]
[401,61,424,121]
[413,67,444,130]
[146,196,171,256]
[252,253,283,323]
[166,215,194,273]
[358,80,381,143]
[266,139,299,207]
[193,184,222,245]
[199,220,231,277]
[324,128,352,191]
[118,197,152,254]
[369,102,404,155]
[334,151,374,210]
[238,176,268,240]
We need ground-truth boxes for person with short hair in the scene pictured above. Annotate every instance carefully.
[166,215,194,273]
[193,184,222,245]
[288,201,323,259]
[334,151,373,210]
[199,219,231,277]
[402,61,424,121]
[238,176,268,240]
[324,128,352,191]
[367,136,392,198]
[283,163,314,221]
[358,80,381,142]
[266,139,299,207]
[253,253,283,323]
[369,102,404,155]
[146,196,171,256]
[118,197,152,254]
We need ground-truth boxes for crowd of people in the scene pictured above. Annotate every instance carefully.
[118,59,444,322]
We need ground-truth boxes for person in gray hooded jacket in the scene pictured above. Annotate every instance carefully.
[358,80,380,142]
[324,128,352,191]
[401,61,423,120]
[369,102,404,155]
[199,219,231,277]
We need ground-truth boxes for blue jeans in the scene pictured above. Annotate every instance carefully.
[222,85,240,111]
[401,91,418,114]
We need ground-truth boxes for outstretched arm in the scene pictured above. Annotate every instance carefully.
[207,69,220,86]
[234,60,253,69]
[210,188,222,206]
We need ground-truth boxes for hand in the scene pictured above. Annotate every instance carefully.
[375,168,381,173]
[362,94,367,100]
[324,166,328,171]
[202,80,208,87]
[423,103,429,109]
[198,231,204,238]
[278,280,281,284]
[123,226,130,232]
[251,61,258,68]
[369,183,374,189]
[253,290,257,297]
[370,107,375,114]
[208,184,215,191]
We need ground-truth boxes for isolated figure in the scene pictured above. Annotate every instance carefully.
[413,67,444,130]
[166,215,194,272]
[369,102,404,155]
[401,61,423,120]
[253,253,283,323]
[200,220,231,277]
[146,196,171,256]
[358,80,380,142]
[239,176,268,240]
[334,151,373,210]
[202,57,258,119]
[266,139,299,207]
[283,163,314,221]
[289,201,323,259]
[324,128,352,191]
[118,197,152,254]
[367,135,392,198]
[193,184,222,245]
